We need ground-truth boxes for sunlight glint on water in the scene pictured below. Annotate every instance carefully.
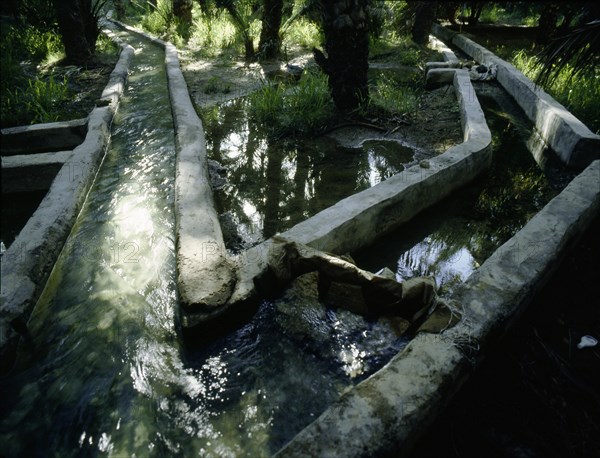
[0,31,407,458]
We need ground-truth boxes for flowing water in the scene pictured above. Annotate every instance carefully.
[0,32,405,457]
[1,30,570,457]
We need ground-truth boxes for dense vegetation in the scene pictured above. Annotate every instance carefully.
[1,1,598,132]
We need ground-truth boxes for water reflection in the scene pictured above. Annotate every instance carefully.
[203,99,415,249]
[0,32,406,458]
[354,84,561,296]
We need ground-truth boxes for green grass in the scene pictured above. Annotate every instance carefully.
[282,17,322,52]
[512,50,600,133]
[2,75,71,125]
[188,9,239,57]
[369,72,420,116]
[248,69,334,136]
[0,22,118,127]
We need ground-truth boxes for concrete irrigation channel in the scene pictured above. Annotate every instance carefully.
[0,20,598,457]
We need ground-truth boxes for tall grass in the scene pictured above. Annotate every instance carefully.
[512,50,599,133]
[248,69,334,136]
[369,72,420,116]
[282,17,321,52]
[2,75,70,125]
[189,9,238,57]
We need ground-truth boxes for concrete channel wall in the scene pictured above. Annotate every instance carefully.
[276,159,600,457]
[431,22,600,169]
[0,32,134,372]
[179,69,492,332]
[108,20,237,315]
[273,33,600,457]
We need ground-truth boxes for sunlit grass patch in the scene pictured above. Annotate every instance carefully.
[369,72,421,116]
[282,17,322,52]
[248,69,334,136]
[512,50,600,133]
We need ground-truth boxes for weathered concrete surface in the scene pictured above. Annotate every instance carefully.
[275,159,600,457]
[429,35,459,64]
[425,35,460,88]
[183,69,492,330]
[1,118,87,155]
[432,23,600,169]
[425,67,458,88]
[2,151,72,193]
[0,34,134,373]
[109,20,237,313]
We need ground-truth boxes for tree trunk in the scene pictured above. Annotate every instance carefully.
[409,1,437,45]
[53,0,96,64]
[258,0,283,60]
[314,0,370,112]
[536,3,560,44]
[173,0,193,25]
[222,2,255,60]
[467,2,484,26]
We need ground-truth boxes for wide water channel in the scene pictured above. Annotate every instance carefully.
[0,32,406,457]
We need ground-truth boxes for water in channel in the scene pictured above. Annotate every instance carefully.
[354,82,564,295]
[0,32,404,457]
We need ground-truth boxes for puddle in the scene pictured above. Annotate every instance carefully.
[354,83,565,296]
[202,98,418,250]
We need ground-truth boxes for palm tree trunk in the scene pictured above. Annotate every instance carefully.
[173,0,193,25]
[536,3,560,44]
[258,0,283,60]
[314,0,370,111]
[53,0,94,64]
[409,1,437,45]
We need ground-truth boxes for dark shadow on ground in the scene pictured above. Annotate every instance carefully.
[410,216,600,458]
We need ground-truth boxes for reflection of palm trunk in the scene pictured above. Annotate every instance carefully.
[263,146,283,238]
[290,148,310,226]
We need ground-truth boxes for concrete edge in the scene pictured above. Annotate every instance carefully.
[180,67,492,330]
[431,22,600,168]
[107,20,237,311]
[1,118,88,155]
[0,32,135,373]
[275,159,600,457]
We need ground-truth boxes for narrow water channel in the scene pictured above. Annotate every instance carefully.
[1,31,570,457]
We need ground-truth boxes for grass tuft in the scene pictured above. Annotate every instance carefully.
[248,69,334,136]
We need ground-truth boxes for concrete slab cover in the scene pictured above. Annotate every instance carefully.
[431,23,600,169]
[1,118,87,155]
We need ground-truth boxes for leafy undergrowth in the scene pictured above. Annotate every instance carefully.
[0,25,119,128]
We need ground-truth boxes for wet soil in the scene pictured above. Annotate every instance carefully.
[181,53,463,154]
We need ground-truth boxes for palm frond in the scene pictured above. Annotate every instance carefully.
[535,20,600,87]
